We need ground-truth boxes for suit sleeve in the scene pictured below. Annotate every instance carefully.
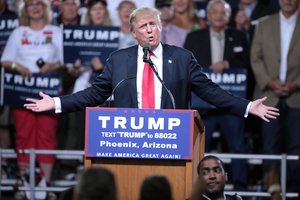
[188,52,250,116]
[59,58,113,112]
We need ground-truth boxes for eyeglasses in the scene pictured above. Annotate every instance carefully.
[27,2,44,8]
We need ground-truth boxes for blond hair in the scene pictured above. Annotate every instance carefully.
[129,7,162,32]
[19,0,52,26]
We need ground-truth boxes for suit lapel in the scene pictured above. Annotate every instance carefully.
[288,14,300,55]
[224,29,232,60]
[272,14,281,58]
[161,44,173,109]
[205,30,212,66]
[127,46,138,107]
[195,29,211,66]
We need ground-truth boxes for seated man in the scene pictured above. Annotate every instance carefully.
[189,155,242,200]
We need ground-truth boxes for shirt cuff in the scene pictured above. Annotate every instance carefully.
[53,97,62,113]
[244,101,252,118]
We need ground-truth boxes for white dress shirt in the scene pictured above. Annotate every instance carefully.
[136,43,163,109]
[279,11,298,82]
[210,29,225,64]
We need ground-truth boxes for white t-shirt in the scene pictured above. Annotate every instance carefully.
[1,24,63,73]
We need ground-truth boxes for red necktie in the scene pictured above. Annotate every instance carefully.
[142,52,155,108]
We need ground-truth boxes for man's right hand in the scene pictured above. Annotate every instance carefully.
[24,92,55,112]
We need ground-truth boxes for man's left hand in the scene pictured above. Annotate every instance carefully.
[249,97,280,122]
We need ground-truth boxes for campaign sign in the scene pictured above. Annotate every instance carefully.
[85,108,194,160]
[0,15,19,48]
[0,68,62,108]
[191,68,247,109]
[63,25,119,66]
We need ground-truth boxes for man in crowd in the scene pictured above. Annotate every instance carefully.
[184,0,249,190]
[53,0,81,25]
[251,0,300,193]
[189,155,242,200]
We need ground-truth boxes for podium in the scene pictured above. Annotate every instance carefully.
[84,108,205,200]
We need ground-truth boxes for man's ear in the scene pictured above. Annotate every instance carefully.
[131,31,137,39]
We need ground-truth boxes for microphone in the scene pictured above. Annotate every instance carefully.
[107,76,136,107]
[148,62,176,110]
[142,44,176,109]
[142,44,151,62]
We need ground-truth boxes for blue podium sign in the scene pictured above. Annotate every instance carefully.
[85,108,194,160]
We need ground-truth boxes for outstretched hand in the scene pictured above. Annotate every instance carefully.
[24,92,55,112]
[249,97,279,122]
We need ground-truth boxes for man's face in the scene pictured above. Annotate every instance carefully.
[207,2,230,31]
[279,0,299,16]
[131,13,162,49]
[60,0,79,21]
[199,158,227,195]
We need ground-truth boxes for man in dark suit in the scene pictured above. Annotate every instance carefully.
[184,0,249,190]
[24,7,278,127]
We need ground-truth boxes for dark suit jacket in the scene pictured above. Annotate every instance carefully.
[184,27,249,68]
[60,44,249,116]
[229,1,277,42]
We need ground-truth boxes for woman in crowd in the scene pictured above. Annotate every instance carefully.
[73,0,112,93]
[171,0,206,31]
[0,0,63,198]
[117,0,137,49]
[169,0,206,47]
[69,0,113,153]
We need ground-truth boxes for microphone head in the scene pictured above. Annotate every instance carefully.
[142,43,151,52]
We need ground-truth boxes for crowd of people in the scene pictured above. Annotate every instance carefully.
[57,155,236,200]
[0,0,299,199]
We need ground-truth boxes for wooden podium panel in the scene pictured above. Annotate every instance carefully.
[85,110,205,200]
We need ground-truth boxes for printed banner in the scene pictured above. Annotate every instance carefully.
[0,15,19,49]
[191,68,247,109]
[63,25,119,66]
[0,68,62,108]
[85,108,194,160]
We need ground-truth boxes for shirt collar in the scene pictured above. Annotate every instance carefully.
[202,193,227,200]
[280,10,298,24]
[138,43,163,59]
[210,28,225,39]
[244,2,257,18]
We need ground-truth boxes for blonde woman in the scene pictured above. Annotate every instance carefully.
[171,0,205,31]
[1,0,62,195]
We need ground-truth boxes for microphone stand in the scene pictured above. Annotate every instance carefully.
[144,58,176,110]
